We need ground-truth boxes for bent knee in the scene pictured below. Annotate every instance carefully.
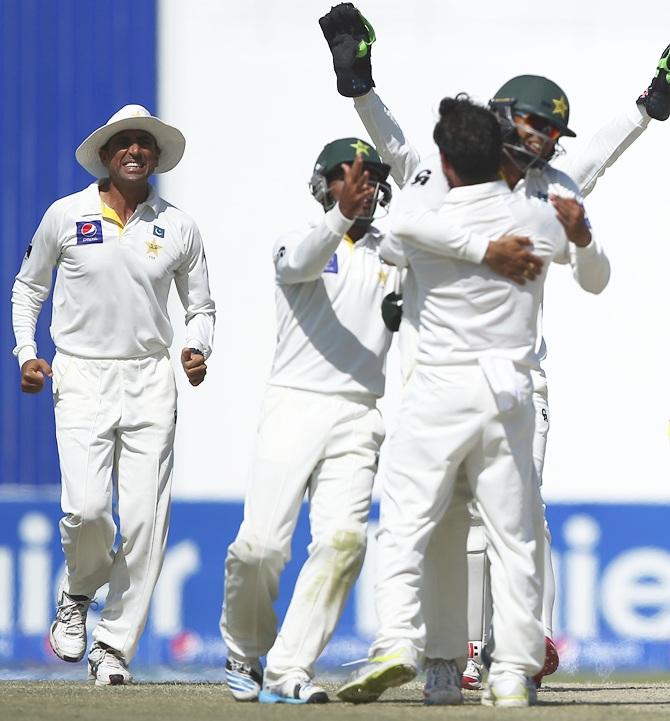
[315,527,367,567]
[226,531,288,569]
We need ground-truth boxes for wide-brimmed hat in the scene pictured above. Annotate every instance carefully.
[75,104,186,178]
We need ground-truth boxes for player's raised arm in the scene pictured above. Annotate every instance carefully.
[274,152,374,284]
[567,44,670,197]
[319,3,421,188]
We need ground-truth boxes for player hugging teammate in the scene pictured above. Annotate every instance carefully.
[216,3,670,708]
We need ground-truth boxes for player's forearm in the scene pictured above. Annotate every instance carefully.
[11,282,43,367]
[354,89,421,189]
[379,233,408,268]
[184,312,215,359]
[569,235,611,294]
[569,104,650,198]
[392,209,489,264]
[274,205,352,283]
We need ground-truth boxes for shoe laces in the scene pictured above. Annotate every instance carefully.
[426,658,460,688]
[90,643,127,671]
[228,658,253,674]
[464,658,481,677]
[56,594,96,635]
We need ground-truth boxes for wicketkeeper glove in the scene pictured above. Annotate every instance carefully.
[381,291,403,332]
[319,3,376,97]
[637,44,670,121]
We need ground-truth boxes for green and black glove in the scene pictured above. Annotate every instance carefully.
[319,3,376,97]
[638,44,670,121]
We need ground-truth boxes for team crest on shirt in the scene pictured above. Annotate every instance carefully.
[76,220,103,245]
[153,225,165,238]
[323,253,338,274]
[146,239,162,257]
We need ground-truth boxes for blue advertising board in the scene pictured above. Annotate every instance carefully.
[0,499,669,673]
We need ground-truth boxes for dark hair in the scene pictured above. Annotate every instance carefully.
[432,94,502,184]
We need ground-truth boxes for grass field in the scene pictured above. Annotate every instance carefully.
[1,679,669,721]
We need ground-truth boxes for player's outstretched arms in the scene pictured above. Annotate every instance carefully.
[483,236,544,285]
[181,348,207,387]
[319,3,375,97]
[20,358,52,394]
[638,44,670,121]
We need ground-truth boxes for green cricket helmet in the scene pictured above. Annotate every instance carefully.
[489,75,576,171]
[309,137,392,218]
[489,75,576,138]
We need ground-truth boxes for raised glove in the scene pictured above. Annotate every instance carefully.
[637,44,670,121]
[319,3,375,97]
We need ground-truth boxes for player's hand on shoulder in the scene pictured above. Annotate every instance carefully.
[181,347,207,387]
[484,235,543,285]
[20,358,52,394]
[550,196,591,248]
[319,2,375,97]
[338,154,375,219]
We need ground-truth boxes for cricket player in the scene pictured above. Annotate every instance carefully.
[11,105,215,685]
[220,144,395,704]
[320,1,667,698]
[337,93,576,707]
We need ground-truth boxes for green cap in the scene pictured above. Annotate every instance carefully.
[313,137,390,180]
[490,75,576,137]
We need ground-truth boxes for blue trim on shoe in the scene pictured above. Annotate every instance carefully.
[259,690,308,705]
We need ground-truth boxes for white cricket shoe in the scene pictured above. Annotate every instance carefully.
[259,676,329,704]
[49,589,94,662]
[462,657,483,690]
[481,671,537,707]
[337,648,417,704]
[423,658,463,705]
[225,657,263,701]
[88,643,132,686]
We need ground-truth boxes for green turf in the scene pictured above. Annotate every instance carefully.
[1,680,669,721]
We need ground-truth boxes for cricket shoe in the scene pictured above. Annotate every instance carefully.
[88,643,132,686]
[49,587,95,662]
[337,648,417,704]
[423,658,463,705]
[462,657,483,690]
[258,676,329,704]
[533,636,560,688]
[225,657,263,701]
[637,44,670,120]
[481,671,537,708]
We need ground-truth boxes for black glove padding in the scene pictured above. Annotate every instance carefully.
[381,291,403,332]
[638,44,670,121]
[319,3,375,97]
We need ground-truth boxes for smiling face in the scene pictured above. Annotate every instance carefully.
[513,113,561,161]
[98,129,160,186]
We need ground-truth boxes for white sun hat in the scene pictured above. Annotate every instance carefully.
[75,104,186,178]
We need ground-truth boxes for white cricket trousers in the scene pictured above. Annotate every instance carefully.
[52,350,177,662]
[372,363,545,679]
[424,367,556,656]
[221,386,384,684]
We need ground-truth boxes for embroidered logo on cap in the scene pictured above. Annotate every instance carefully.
[76,220,103,245]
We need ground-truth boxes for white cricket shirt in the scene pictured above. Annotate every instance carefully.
[269,203,396,398]
[400,180,571,368]
[12,182,215,366]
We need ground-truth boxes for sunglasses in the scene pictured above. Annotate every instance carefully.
[514,113,562,141]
